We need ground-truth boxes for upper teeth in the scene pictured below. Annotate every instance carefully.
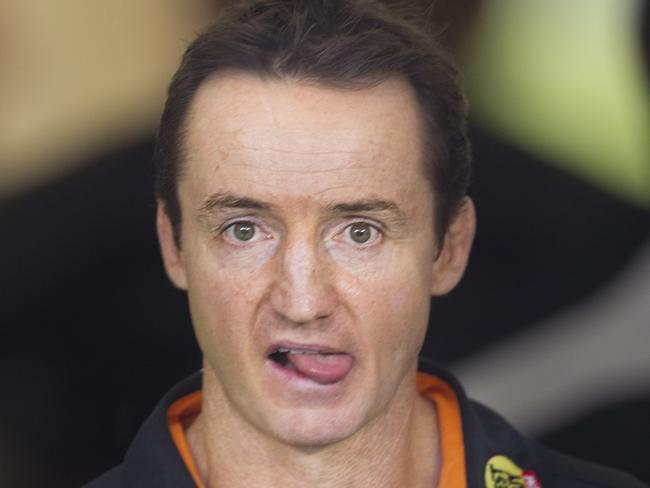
[277,348,320,355]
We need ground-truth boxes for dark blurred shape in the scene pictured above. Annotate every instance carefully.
[424,124,650,362]
[542,394,650,484]
[0,141,201,487]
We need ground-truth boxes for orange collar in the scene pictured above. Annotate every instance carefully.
[168,372,467,488]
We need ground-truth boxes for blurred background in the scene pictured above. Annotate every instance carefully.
[0,0,648,486]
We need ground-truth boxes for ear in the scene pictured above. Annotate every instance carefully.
[430,197,476,296]
[156,203,188,290]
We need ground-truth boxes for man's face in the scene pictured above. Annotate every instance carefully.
[158,72,473,447]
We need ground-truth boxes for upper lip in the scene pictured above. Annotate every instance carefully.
[265,341,349,356]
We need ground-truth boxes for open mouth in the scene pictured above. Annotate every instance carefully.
[268,346,353,385]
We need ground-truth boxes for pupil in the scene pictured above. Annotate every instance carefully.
[350,223,370,243]
[234,222,255,241]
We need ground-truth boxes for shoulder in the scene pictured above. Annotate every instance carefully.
[470,401,648,488]
[82,372,202,488]
[530,440,647,488]
[417,359,647,488]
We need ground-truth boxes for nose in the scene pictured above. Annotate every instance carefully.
[269,232,337,326]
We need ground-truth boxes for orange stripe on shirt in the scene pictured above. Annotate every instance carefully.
[167,390,205,488]
[169,372,466,487]
[417,372,468,488]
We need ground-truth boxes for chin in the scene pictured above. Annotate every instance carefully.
[266,406,367,448]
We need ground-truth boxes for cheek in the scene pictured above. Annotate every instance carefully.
[184,243,273,345]
[188,235,275,292]
[353,244,432,299]
[343,249,432,348]
[346,267,430,330]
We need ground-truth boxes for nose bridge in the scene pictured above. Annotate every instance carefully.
[271,228,334,323]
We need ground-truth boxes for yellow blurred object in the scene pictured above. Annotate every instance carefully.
[462,0,650,208]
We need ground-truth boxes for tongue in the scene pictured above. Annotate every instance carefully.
[288,353,353,384]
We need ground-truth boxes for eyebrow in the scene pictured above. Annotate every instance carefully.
[198,193,407,226]
[198,192,271,215]
[327,199,403,216]
[328,199,409,228]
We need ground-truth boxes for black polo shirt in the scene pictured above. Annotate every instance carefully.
[85,360,647,487]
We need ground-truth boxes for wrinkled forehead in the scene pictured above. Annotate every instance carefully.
[179,71,431,209]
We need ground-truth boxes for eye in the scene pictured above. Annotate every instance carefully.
[224,220,261,242]
[343,222,381,246]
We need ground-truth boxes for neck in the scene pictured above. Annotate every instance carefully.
[186,366,440,488]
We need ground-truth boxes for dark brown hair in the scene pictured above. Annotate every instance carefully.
[155,0,471,245]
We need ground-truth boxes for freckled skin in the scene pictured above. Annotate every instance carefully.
[157,71,475,486]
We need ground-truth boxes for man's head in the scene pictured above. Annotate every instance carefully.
[156,0,475,449]
[155,0,471,246]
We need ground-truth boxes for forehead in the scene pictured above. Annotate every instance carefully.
[181,71,430,209]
